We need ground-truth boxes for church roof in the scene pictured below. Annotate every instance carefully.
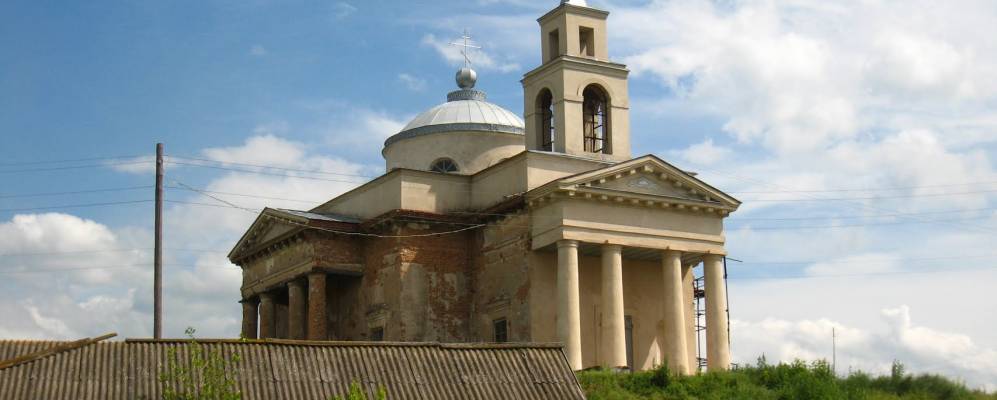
[384,68,525,148]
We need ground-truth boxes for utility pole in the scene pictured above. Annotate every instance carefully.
[832,327,837,376]
[154,143,164,339]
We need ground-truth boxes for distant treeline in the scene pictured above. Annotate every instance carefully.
[577,358,995,400]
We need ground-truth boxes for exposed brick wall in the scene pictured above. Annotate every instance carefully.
[309,231,362,265]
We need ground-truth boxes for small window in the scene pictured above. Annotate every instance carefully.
[579,27,595,57]
[430,158,459,173]
[493,318,508,343]
[537,89,555,151]
[548,29,560,61]
[370,327,384,341]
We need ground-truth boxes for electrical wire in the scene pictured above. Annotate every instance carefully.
[165,161,368,184]
[170,179,486,238]
[0,200,153,212]
[0,248,228,257]
[165,186,323,204]
[0,161,152,174]
[0,186,153,199]
[731,180,997,194]
[166,155,378,179]
[0,155,145,167]
[727,265,997,281]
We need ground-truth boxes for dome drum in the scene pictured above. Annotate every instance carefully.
[383,68,526,175]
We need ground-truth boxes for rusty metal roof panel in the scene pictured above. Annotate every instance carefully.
[0,340,583,400]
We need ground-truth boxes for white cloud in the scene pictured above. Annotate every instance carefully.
[397,73,427,92]
[613,0,997,153]
[2,132,374,340]
[107,155,157,175]
[249,45,267,57]
[332,2,357,20]
[0,213,151,339]
[732,305,997,391]
[675,139,732,166]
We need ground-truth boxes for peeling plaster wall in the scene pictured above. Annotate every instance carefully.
[471,212,533,342]
[329,223,472,342]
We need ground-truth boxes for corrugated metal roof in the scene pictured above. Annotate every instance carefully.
[0,340,585,400]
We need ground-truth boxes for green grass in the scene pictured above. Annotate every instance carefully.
[577,359,995,400]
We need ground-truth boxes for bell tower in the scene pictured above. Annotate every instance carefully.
[522,0,631,162]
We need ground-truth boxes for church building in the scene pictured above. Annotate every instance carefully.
[228,0,740,373]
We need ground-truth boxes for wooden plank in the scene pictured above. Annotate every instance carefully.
[0,333,117,371]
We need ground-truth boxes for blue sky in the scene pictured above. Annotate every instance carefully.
[2,0,996,389]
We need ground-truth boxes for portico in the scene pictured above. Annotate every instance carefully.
[526,156,739,372]
[549,239,730,373]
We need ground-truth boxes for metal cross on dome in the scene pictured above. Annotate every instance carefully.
[450,29,481,68]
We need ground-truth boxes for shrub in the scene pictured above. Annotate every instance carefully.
[329,381,387,400]
[159,327,242,400]
[577,358,995,400]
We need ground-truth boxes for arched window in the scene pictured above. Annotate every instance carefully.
[582,85,610,154]
[430,158,459,173]
[537,89,555,151]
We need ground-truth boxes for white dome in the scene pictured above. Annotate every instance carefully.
[400,99,524,133]
[385,90,524,147]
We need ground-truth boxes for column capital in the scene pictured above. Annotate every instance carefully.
[288,279,306,289]
[239,297,259,305]
[259,292,276,302]
[602,243,622,252]
[557,239,579,249]
[663,249,683,258]
[703,253,724,263]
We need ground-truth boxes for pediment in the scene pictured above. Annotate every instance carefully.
[555,155,741,209]
[228,209,305,262]
[590,172,707,201]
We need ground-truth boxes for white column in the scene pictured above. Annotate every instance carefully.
[682,263,697,371]
[557,240,583,370]
[600,244,627,369]
[704,254,731,371]
[662,250,690,375]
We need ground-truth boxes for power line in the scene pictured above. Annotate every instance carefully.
[0,248,228,257]
[731,180,997,194]
[154,183,997,223]
[0,155,145,167]
[165,161,368,184]
[735,253,997,266]
[160,192,993,232]
[0,264,239,275]
[166,155,378,179]
[171,178,485,239]
[730,207,997,221]
[741,188,997,202]
[730,216,989,231]
[0,200,153,213]
[0,186,152,199]
[692,165,997,234]
[727,265,997,281]
[166,186,324,204]
[0,161,152,174]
